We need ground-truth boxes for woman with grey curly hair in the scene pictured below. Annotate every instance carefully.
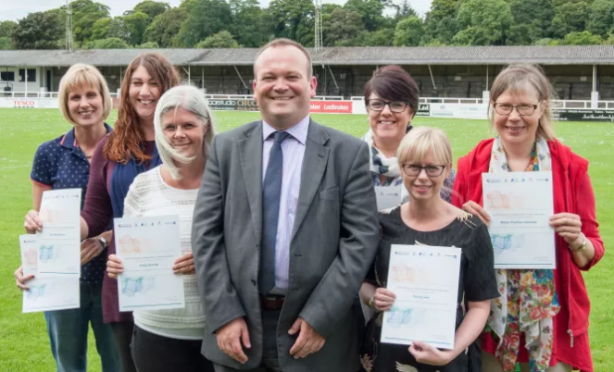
[106,85,216,372]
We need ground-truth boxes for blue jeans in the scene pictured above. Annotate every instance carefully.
[45,282,120,372]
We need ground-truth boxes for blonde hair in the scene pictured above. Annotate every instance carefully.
[153,85,216,180]
[58,63,112,126]
[397,126,453,167]
[490,63,556,140]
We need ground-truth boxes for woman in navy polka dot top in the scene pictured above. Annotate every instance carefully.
[15,64,121,372]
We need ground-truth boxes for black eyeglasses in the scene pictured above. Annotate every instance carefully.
[493,103,539,116]
[366,99,409,113]
[402,164,446,177]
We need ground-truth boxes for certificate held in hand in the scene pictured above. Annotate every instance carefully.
[114,215,185,312]
[381,244,461,350]
[482,171,556,269]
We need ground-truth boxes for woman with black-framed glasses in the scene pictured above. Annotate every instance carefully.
[359,127,499,372]
[361,65,455,203]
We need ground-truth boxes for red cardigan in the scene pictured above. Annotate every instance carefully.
[452,138,604,372]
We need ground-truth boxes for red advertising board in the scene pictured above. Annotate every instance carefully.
[310,100,353,114]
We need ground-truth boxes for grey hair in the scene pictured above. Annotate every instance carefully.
[153,85,216,180]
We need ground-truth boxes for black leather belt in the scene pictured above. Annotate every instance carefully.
[260,295,285,310]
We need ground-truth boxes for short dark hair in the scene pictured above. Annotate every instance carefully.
[254,38,312,77]
[364,65,420,114]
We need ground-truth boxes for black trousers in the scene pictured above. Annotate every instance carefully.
[110,320,137,372]
[131,324,215,372]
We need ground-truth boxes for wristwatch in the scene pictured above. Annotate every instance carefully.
[97,236,108,249]
[569,234,587,252]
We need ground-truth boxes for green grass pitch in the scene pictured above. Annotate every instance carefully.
[0,108,612,371]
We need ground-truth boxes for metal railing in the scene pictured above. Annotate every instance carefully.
[0,91,120,98]
[4,91,614,109]
[352,96,614,109]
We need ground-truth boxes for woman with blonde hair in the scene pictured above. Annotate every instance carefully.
[17,63,120,371]
[453,63,604,372]
[359,127,499,371]
[25,53,180,372]
[106,85,215,371]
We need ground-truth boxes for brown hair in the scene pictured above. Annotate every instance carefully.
[364,65,420,116]
[254,38,313,77]
[489,63,556,140]
[104,53,180,164]
[58,64,112,126]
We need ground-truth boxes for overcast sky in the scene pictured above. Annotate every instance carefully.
[1,0,433,22]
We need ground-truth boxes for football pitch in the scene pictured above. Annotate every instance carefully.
[0,108,612,371]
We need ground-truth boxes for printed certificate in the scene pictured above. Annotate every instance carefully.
[374,185,403,211]
[381,245,461,349]
[21,236,80,313]
[482,172,555,269]
[20,235,38,277]
[114,215,185,312]
[36,189,82,277]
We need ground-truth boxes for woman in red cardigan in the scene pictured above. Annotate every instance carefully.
[452,64,604,372]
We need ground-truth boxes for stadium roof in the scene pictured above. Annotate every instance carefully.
[1,45,613,67]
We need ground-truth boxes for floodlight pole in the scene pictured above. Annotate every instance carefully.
[66,0,74,51]
[314,0,323,52]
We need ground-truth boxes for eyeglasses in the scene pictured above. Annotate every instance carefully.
[402,164,446,177]
[493,103,539,116]
[366,99,409,113]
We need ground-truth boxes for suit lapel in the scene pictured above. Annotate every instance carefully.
[238,122,263,243]
[291,120,330,242]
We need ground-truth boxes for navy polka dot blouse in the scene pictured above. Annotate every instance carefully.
[30,124,112,285]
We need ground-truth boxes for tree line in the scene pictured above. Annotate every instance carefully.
[1,0,614,50]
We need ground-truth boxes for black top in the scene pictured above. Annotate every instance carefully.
[360,207,500,372]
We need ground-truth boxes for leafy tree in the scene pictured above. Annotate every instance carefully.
[266,0,315,46]
[323,8,363,46]
[144,8,188,47]
[0,21,17,38]
[508,0,555,42]
[13,11,63,49]
[91,18,112,40]
[393,16,424,46]
[195,31,240,48]
[507,24,534,45]
[604,34,614,44]
[229,0,269,47]
[453,0,513,45]
[86,37,130,49]
[392,0,418,20]
[107,17,130,41]
[344,0,386,32]
[69,0,111,42]
[134,1,170,20]
[550,1,590,38]
[587,0,614,37]
[562,31,603,45]
[0,37,12,50]
[423,0,459,44]
[137,41,160,48]
[177,0,233,47]
[534,38,557,46]
[360,28,395,46]
[124,11,150,45]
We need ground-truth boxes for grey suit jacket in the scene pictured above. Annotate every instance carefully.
[192,119,379,372]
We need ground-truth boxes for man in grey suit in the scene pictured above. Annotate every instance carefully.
[192,38,379,372]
